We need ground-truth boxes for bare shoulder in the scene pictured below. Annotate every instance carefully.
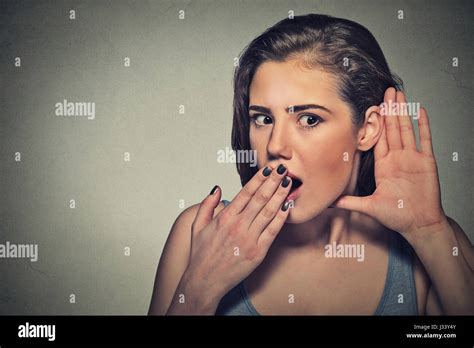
[413,216,473,315]
[163,198,227,258]
[178,200,227,226]
[148,200,226,315]
[446,216,473,269]
[162,199,227,262]
[412,251,431,314]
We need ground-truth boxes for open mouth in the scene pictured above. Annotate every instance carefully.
[289,177,303,194]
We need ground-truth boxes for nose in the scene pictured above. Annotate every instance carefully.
[266,120,292,160]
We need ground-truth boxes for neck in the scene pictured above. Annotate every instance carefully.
[275,207,359,250]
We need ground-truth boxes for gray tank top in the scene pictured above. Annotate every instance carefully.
[215,199,418,315]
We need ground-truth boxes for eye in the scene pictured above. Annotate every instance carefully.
[250,114,273,127]
[298,114,322,129]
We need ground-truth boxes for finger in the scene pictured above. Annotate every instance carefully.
[396,91,417,150]
[418,107,434,156]
[332,195,374,217]
[192,185,222,233]
[384,87,402,150]
[248,176,292,239]
[257,200,290,252]
[226,166,273,215]
[373,115,388,160]
[240,164,288,226]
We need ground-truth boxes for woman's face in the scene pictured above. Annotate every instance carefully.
[249,59,360,224]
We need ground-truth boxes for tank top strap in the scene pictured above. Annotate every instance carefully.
[374,230,418,315]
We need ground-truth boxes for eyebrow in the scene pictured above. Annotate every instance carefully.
[248,104,332,115]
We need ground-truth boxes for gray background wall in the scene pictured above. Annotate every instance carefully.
[0,0,472,314]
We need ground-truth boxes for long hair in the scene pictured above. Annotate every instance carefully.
[231,14,403,196]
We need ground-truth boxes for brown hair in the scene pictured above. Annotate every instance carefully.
[231,14,403,196]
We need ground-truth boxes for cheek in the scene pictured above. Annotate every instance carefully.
[303,127,357,194]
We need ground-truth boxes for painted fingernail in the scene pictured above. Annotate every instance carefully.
[282,176,291,188]
[263,167,272,177]
[277,164,286,175]
[210,185,219,195]
[281,201,290,211]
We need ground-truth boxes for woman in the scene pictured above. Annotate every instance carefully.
[149,14,473,315]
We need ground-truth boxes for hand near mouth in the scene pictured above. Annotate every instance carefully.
[333,87,449,240]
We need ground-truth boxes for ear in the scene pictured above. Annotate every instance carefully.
[356,105,384,151]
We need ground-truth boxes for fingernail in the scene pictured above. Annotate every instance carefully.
[277,164,286,175]
[210,185,219,195]
[282,176,290,188]
[281,201,290,211]
[262,167,272,177]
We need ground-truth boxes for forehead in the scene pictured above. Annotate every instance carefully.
[249,59,340,106]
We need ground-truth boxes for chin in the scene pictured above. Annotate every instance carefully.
[285,203,329,224]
